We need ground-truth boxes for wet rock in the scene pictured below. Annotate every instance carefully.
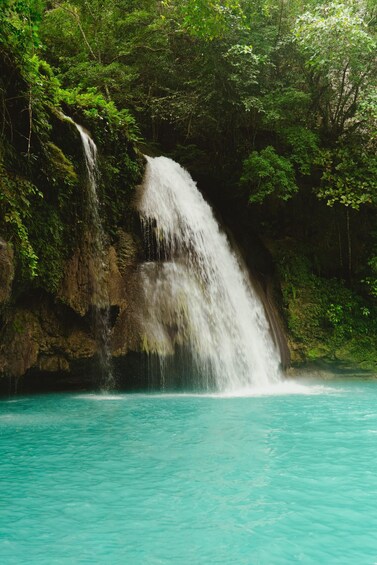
[0,239,14,304]
[115,229,138,275]
[0,303,96,379]
[107,245,126,307]
[58,230,138,316]
[38,355,70,373]
[0,231,142,383]
[0,309,41,377]
[58,239,94,316]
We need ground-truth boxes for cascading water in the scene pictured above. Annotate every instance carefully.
[74,122,114,389]
[137,156,282,392]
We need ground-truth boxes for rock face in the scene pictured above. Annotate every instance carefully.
[0,304,95,378]
[0,229,143,389]
[0,239,14,305]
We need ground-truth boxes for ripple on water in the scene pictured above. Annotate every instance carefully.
[1,378,377,565]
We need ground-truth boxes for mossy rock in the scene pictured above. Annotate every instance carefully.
[44,142,78,187]
[271,240,377,369]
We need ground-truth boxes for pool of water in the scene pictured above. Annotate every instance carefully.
[1,378,377,564]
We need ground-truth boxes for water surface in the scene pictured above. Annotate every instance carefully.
[1,378,377,564]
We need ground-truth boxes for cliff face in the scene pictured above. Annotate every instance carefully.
[0,87,146,391]
[0,240,14,305]
[0,230,141,389]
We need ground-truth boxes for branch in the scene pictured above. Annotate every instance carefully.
[27,86,32,159]
[333,62,349,127]
[52,1,97,61]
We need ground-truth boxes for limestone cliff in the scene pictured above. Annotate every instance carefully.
[0,229,141,388]
[0,96,145,391]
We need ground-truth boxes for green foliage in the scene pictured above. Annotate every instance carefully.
[293,1,377,138]
[0,0,43,53]
[356,89,377,148]
[37,0,377,211]
[318,146,377,209]
[241,146,298,203]
[223,44,262,112]
[60,88,139,142]
[59,88,143,237]
[275,243,377,367]
[28,204,66,293]
[40,0,167,111]
[282,127,320,176]
[164,0,247,41]
[0,162,41,279]
[42,142,78,188]
[260,89,312,130]
[99,149,142,238]
[0,2,60,154]
[294,2,375,76]
[363,251,377,299]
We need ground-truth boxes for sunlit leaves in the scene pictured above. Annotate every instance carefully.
[0,0,43,52]
[162,0,247,41]
[241,146,298,203]
[294,2,375,73]
[318,146,377,210]
[293,1,377,136]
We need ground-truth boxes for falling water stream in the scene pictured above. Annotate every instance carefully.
[137,156,281,392]
[74,122,114,389]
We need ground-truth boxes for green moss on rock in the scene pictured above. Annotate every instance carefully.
[44,142,78,187]
[271,241,377,370]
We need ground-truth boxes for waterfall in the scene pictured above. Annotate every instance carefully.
[74,122,114,389]
[137,156,282,392]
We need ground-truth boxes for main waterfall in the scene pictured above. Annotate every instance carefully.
[137,156,281,392]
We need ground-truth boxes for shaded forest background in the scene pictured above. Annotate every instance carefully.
[1,0,377,369]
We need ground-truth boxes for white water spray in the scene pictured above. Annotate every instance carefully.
[137,156,282,391]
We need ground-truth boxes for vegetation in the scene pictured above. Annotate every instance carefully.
[0,0,141,294]
[274,243,377,369]
[1,0,377,368]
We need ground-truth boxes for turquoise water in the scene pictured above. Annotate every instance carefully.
[1,379,377,564]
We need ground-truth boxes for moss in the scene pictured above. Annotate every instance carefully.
[307,346,329,360]
[44,142,78,187]
[272,241,377,370]
[336,338,377,371]
[28,204,67,294]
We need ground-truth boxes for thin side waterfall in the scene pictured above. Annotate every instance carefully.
[74,122,114,389]
[137,156,282,392]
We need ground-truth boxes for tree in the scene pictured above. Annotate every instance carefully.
[294,1,376,140]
